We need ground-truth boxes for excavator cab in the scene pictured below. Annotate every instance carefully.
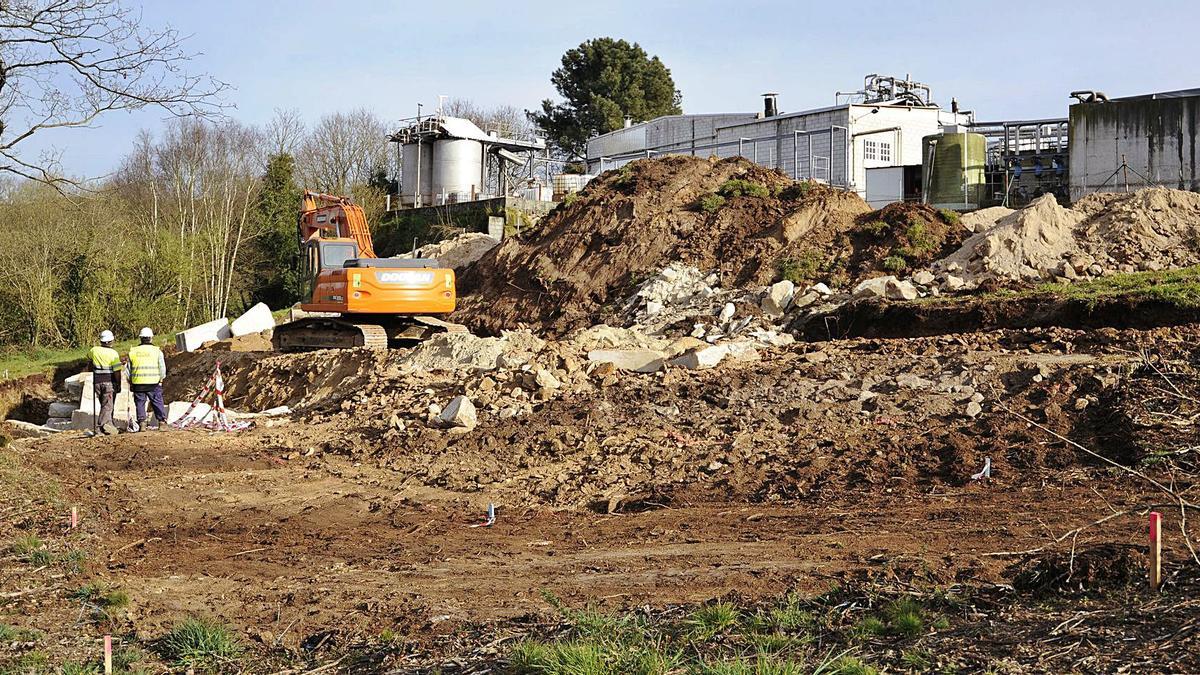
[299,239,359,300]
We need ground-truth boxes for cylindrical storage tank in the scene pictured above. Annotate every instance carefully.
[400,142,433,206]
[431,138,483,204]
[921,132,987,210]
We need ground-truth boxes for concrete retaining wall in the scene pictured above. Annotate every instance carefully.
[1069,94,1200,201]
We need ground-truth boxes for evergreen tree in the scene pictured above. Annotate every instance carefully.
[250,153,303,309]
[531,38,682,161]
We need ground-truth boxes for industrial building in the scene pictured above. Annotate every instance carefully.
[1068,88,1200,201]
[586,75,972,207]
[389,114,546,207]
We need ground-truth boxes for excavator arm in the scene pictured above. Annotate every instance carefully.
[298,191,377,258]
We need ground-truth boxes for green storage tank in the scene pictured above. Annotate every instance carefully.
[921,132,986,210]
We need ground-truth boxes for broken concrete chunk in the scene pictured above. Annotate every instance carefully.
[718,302,735,324]
[852,276,897,299]
[761,280,795,317]
[912,270,936,286]
[534,368,561,390]
[48,401,75,418]
[587,349,665,374]
[670,345,728,370]
[175,317,232,353]
[896,373,934,389]
[965,401,983,418]
[438,395,477,430]
[942,275,966,292]
[808,282,833,296]
[884,278,919,301]
[230,302,275,337]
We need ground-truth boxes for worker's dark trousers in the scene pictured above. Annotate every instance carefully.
[94,381,115,427]
[133,385,167,427]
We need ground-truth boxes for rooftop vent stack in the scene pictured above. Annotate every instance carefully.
[762,93,779,118]
[623,116,633,128]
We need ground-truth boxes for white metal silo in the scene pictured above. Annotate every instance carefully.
[431,138,483,203]
[400,142,433,206]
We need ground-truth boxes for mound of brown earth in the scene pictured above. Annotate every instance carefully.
[454,155,871,336]
[844,202,969,279]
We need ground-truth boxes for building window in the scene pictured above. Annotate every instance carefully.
[864,139,877,161]
[879,141,891,162]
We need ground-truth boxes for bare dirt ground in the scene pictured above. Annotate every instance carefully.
[4,322,1200,672]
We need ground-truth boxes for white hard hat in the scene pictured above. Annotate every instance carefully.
[139,327,154,338]
[99,330,114,343]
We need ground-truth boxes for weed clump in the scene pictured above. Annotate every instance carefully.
[717,178,770,198]
[698,193,726,213]
[158,617,243,668]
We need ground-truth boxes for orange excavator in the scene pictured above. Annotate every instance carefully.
[271,191,463,351]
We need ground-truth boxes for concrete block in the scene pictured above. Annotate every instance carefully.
[48,401,76,418]
[587,349,665,373]
[65,372,91,398]
[230,302,275,337]
[4,420,59,438]
[175,317,231,353]
[168,401,212,425]
[44,417,74,431]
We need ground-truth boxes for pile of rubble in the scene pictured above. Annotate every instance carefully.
[400,231,499,271]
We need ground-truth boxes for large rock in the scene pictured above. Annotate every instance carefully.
[912,270,936,286]
[852,276,897,299]
[175,317,232,353]
[587,349,665,373]
[884,278,919,301]
[438,395,477,430]
[670,345,729,370]
[761,280,795,317]
[230,302,275,337]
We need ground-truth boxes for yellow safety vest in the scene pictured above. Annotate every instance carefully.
[128,344,164,385]
[88,346,121,374]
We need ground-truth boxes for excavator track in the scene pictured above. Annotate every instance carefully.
[272,316,466,352]
[272,318,388,352]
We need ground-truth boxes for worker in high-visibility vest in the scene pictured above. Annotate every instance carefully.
[87,330,123,433]
[128,327,168,430]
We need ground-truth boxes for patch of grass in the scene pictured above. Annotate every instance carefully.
[158,616,243,668]
[881,255,908,272]
[613,165,636,191]
[903,221,937,253]
[11,532,43,556]
[717,178,770,198]
[901,648,935,670]
[563,192,580,207]
[62,662,101,675]
[686,601,741,638]
[0,623,42,642]
[857,220,890,236]
[853,616,887,638]
[697,193,726,213]
[824,655,879,675]
[507,639,613,674]
[16,650,51,671]
[941,265,1200,311]
[779,252,824,285]
[61,549,89,575]
[938,208,961,225]
[72,583,131,611]
[697,655,809,674]
[884,598,925,637]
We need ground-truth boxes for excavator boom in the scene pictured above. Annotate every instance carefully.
[298,191,377,258]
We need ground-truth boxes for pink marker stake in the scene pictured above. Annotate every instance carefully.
[70,507,78,529]
[103,635,112,674]
[1149,512,1163,591]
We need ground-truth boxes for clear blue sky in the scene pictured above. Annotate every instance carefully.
[24,0,1200,179]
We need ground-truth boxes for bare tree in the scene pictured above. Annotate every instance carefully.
[263,107,305,160]
[0,0,227,186]
[295,108,388,195]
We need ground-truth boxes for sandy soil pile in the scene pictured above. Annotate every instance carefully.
[454,156,871,335]
[399,231,500,271]
[934,187,1200,283]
